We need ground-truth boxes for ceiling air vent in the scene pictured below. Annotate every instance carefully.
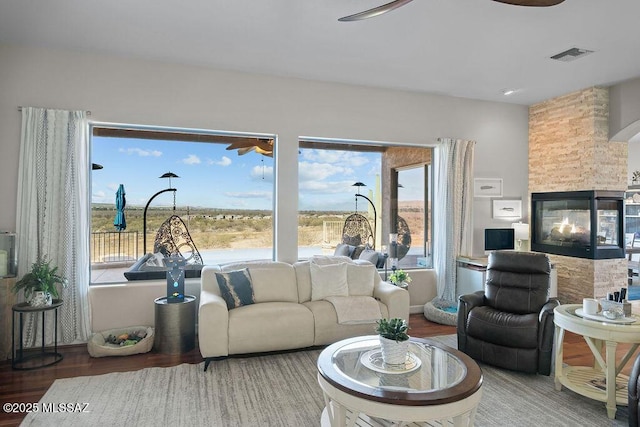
[550,47,594,62]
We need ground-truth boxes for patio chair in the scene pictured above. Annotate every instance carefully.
[154,215,203,265]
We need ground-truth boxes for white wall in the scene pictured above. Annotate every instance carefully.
[0,44,530,262]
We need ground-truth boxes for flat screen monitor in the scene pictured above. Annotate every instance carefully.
[484,228,515,251]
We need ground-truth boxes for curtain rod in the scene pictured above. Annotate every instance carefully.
[18,106,92,116]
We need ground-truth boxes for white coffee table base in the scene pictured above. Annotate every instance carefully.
[318,374,482,427]
[554,304,640,419]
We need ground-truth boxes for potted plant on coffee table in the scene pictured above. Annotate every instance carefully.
[13,257,66,307]
[375,317,410,366]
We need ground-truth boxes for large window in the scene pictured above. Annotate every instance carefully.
[298,140,433,269]
[90,126,275,284]
[297,144,383,259]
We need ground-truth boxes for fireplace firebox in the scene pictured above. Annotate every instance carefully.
[531,190,624,260]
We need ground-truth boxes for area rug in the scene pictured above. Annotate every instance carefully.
[22,335,628,426]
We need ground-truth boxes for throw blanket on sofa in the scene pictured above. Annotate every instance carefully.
[325,296,382,325]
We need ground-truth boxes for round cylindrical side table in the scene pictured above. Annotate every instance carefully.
[153,295,196,354]
[12,299,64,370]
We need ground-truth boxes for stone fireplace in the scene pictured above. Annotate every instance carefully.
[529,87,628,303]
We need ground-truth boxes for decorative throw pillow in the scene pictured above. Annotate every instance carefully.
[347,264,376,296]
[215,268,255,310]
[333,243,353,257]
[310,262,349,301]
[358,249,379,266]
[351,245,366,260]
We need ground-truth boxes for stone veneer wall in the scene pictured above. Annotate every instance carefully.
[529,87,628,303]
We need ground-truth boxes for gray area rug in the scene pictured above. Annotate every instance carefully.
[22,335,628,426]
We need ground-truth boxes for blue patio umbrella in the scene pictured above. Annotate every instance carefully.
[114,184,126,231]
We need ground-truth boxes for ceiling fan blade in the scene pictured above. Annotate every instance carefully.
[492,0,565,6]
[338,0,414,22]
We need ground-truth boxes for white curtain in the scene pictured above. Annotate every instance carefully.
[16,107,91,346]
[433,138,475,304]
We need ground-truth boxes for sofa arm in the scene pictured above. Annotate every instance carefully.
[198,290,230,358]
[374,281,410,321]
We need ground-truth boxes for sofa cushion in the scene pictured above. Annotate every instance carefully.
[228,302,314,354]
[310,262,349,301]
[303,300,388,346]
[215,268,255,310]
[220,261,298,303]
[358,249,379,266]
[347,263,375,296]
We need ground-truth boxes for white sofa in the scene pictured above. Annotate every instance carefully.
[198,257,409,370]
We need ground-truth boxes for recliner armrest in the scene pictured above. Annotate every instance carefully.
[629,353,640,427]
[456,291,485,352]
[536,298,560,375]
[457,291,485,332]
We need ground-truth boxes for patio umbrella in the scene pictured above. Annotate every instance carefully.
[114,184,126,231]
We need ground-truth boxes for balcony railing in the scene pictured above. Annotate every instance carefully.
[91,231,139,264]
[322,221,344,248]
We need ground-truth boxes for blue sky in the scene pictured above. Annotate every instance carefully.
[91,136,411,212]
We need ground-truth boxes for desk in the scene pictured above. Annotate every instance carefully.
[12,299,63,370]
[554,304,640,419]
[317,336,482,426]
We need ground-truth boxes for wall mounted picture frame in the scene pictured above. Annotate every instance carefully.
[493,199,522,219]
[474,178,503,198]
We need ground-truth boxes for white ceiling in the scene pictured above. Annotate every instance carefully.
[1,0,639,106]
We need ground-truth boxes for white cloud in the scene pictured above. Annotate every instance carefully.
[107,183,119,192]
[119,147,162,157]
[298,161,354,182]
[92,190,107,202]
[182,154,201,165]
[299,179,355,194]
[225,191,272,200]
[302,149,370,168]
[215,156,232,166]
[250,165,274,181]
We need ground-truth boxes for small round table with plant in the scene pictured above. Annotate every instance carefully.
[389,269,411,289]
[11,257,66,370]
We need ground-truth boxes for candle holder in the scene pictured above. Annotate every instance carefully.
[0,232,17,278]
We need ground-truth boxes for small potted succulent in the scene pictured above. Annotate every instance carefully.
[375,317,410,365]
[389,269,411,289]
[13,257,66,307]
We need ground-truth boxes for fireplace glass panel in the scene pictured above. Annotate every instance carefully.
[535,199,591,249]
[597,200,620,248]
[531,190,624,259]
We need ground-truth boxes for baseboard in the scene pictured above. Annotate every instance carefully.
[410,305,424,314]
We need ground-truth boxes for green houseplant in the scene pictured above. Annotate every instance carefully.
[375,317,409,365]
[389,269,411,289]
[13,257,66,307]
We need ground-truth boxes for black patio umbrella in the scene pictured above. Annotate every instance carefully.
[114,184,126,231]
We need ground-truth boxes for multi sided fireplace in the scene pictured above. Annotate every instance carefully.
[531,190,624,260]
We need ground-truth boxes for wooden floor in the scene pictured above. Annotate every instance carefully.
[0,313,634,426]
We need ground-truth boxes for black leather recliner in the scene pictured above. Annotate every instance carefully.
[457,251,560,375]
[629,353,640,427]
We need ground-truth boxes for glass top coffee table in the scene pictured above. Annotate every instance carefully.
[317,335,483,426]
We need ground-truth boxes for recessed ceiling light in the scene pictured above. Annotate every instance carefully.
[502,89,517,96]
